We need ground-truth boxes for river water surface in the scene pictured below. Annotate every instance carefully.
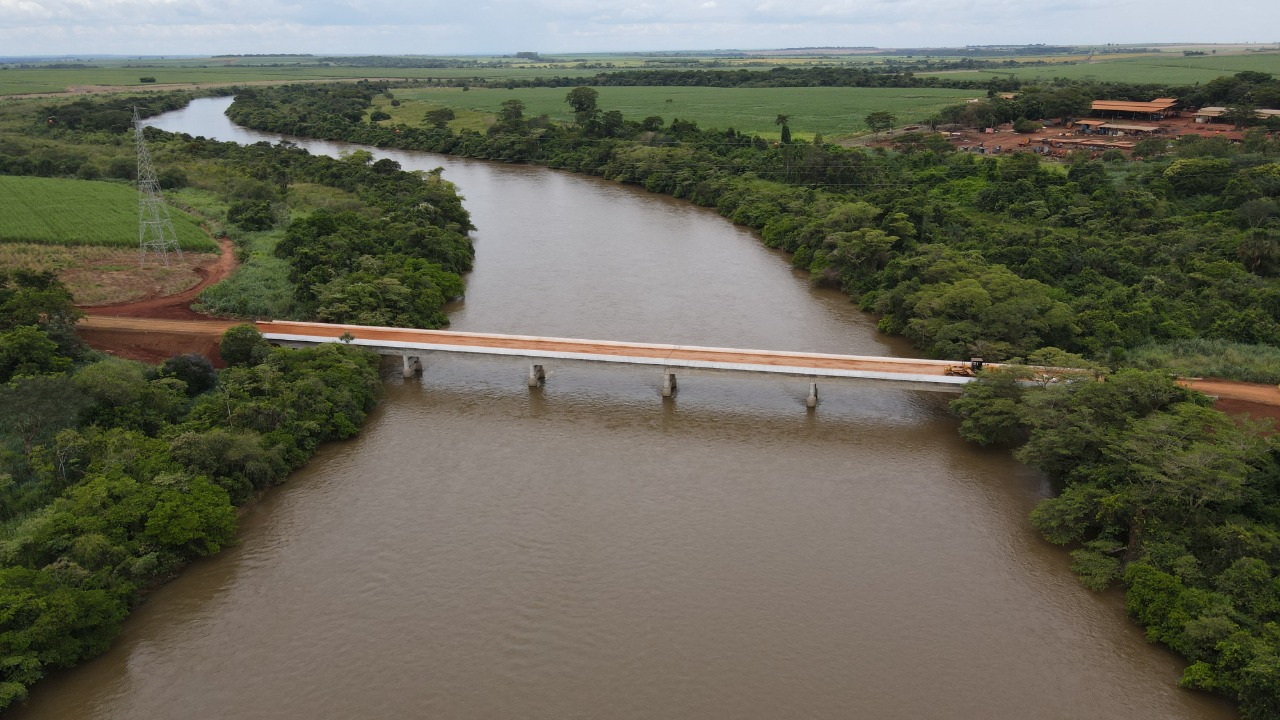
[13,98,1236,719]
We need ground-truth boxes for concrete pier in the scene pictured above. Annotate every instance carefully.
[661,371,678,397]
[402,355,421,378]
[806,381,819,409]
[528,364,546,388]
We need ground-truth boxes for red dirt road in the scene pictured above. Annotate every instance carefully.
[1181,379,1280,426]
[83,237,237,320]
[77,238,237,364]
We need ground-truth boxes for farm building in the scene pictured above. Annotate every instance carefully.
[1090,98,1179,120]
[1072,119,1163,136]
[1194,107,1280,123]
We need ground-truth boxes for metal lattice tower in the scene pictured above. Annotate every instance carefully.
[134,107,182,267]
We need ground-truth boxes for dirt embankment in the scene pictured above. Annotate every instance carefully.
[1180,379,1280,427]
[77,237,238,365]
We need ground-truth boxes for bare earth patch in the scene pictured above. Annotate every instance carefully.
[0,241,225,306]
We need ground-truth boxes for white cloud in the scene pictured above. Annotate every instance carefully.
[0,0,1275,55]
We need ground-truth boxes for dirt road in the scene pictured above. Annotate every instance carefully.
[76,238,237,364]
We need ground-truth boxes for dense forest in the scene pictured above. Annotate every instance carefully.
[953,369,1280,718]
[224,80,1280,717]
[1,273,382,709]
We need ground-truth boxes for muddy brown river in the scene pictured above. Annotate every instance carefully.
[10,98,1236,719]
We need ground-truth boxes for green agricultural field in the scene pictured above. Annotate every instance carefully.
[921,51,1280,85]
[0,175,215,251]
[0,63,608,96]
[386,85,984,139]
[8,48,1276,97]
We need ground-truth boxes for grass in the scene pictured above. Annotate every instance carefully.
[0,175,215,251]
[1123,339,1280,384]
[385,86,984,139]
[194,229,297,319]
[921,51,1280,85]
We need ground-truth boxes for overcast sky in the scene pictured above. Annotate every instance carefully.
[1,0,1277,57]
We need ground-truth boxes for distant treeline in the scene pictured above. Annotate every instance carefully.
[312,56,503,69]
[455,65,1280,109]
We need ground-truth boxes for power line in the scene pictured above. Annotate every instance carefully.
[135,107,183,267]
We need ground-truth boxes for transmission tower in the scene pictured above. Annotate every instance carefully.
[134,107,182,267]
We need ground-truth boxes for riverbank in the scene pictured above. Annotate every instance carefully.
[7,92,1260,720]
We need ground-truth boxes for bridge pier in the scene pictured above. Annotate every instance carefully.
[661,371,677,397]
[527,364,546,388]
[806,381,819,409]
[402,355,421,378]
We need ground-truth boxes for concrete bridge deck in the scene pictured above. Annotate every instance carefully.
[78,316,998,403]
[257,320,989,395]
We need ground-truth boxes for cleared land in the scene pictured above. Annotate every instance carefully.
[386,86,983,139]
[0,175,214,250]
[0,241,226,306]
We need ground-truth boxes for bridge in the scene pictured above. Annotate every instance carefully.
[76,316,1280,412]
[79,316,1002,406]
[261,320,996,405]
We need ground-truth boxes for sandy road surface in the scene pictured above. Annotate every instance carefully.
[258,320,981,377]
[1181,379,1280,405]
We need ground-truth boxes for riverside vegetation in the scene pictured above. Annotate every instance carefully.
[0,93,474,710]
[0,74,1278,715]
[227,79,1280,717]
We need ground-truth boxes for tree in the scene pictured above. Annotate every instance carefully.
[495,99,526,132]
[775,114,792,144]
[226,200,275,231]
[144,475,237,557]
[340,148,374,166]
[0,376,87,458]
[424,107,455,129]
[565,87,599,116]
[0,326,71,383]
[219,325,271,367]
[1224,103,1260,129]
[0,270,82,354]
[160,354,217,396]
[865,111,896,135]
[1013,118,1042,133]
